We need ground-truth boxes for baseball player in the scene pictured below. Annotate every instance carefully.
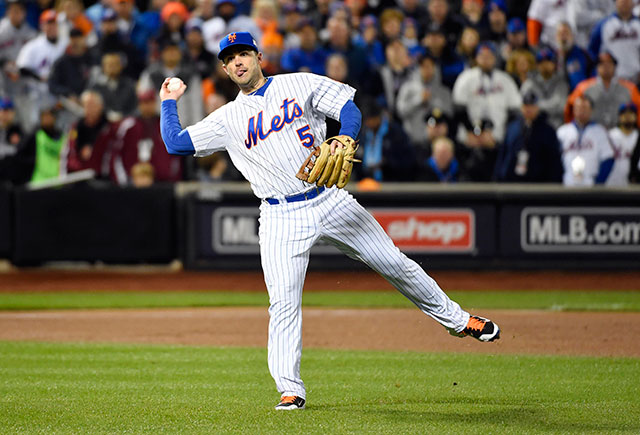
[160,32,500,411]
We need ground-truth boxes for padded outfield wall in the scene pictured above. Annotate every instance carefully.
[1,183,639,269]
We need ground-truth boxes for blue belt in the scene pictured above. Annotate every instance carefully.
[265,186,325,205]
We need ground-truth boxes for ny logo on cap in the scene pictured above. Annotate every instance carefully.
[228,33,237,43]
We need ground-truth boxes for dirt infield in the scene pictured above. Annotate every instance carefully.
[1,270,639,357]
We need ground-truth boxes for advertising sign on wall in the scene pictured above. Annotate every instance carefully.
[370,209,475,253]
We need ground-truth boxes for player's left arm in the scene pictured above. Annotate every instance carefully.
[337,100,361,139]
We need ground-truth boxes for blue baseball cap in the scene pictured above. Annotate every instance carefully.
[218,31,259,60]
[475,41,497,56]
[536,47,556,62]
[0,98,14,110]
[507,17,524,34]
[619,102,637,114]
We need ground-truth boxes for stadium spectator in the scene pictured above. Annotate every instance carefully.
[277,3,301,50]
[452,41,521,181]
[48,28,92,103]
[155,0,189,50]
[256,27,283,76]
[202,0,262,56]
[486,0,508,49]
[0,97,28,184]
[607,103,640,186]
[399,0,428,38]
[460,0,488,35]
[379,8,404,47]
[138,41,203,126]
[527,0,569,49]
[417,136,459,182]
[495,90,563,182]
[251,0,279,40]
[0,0,36,65]
[557,94,614,186]
[280,18,328,75]
[520,47,568,128]
[86,0,114,28]
[305,0,331,33]
[110,89,183,185]
[353,15,385,68]
[355,98,416,182]
[15,9,68,128]
[565,51,640,130]
[90,8,144,80]
[201,60,238,108]
[64,89,114,176]
[425,0,463,49]
[183,17,215,79]
[113,0,152,58]
[397,52,453,146]
[376,38,414,120]
[456,26,480,68]
[555,21,593,92]
[16,9,66,82]
[402,17,421,56]
[421,22,465,89]
[502,17,529,62]
[324,53,357,138]
[27,105,67,183]
[89,51,137,121]
[56,0,96,45]
[588,0,640,83]
[567,0,615,49]
[323,16,370,87]
[505,48,535,88]
[130,161,154,187]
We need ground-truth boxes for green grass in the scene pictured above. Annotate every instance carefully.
[0,290,640,311]
[0,341,638,434]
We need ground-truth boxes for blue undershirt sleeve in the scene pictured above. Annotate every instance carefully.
[160,99,195,155]
[595,158,614,184]
[338,99,362,139]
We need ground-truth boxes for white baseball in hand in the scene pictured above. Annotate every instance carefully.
[168,77,182,92]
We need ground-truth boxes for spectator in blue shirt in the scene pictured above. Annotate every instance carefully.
[556,21,593,92]
[280,18,327,75]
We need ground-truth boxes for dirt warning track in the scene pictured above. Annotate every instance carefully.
[1,307,638,357]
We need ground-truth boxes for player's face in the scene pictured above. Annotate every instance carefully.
[222,49,264,91]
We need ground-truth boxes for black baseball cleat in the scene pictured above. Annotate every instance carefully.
[275,396,306,410]
[450,315,500,342]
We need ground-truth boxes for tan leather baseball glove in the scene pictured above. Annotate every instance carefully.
[296,135,360,189]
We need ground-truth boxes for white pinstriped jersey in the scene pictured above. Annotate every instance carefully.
[557,121,614,186]
[186,73,355,199]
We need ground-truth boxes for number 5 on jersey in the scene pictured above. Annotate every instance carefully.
[297,125,314,147]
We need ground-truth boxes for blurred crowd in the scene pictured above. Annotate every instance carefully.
[0,0,640,188]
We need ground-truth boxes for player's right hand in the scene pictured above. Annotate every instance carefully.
[159,77,187,102]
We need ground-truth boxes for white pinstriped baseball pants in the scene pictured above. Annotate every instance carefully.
[259,188,470,399]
